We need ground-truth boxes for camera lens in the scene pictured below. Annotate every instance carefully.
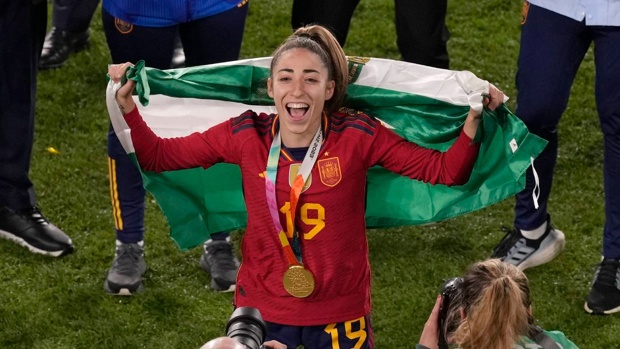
[438,277,463,349]
[226,307,267,349]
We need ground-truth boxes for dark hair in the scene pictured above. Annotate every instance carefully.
[270,25,348,113]
[450,259,533,349]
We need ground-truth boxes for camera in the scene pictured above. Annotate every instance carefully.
[438,277,463,349]
[226,307,268,349]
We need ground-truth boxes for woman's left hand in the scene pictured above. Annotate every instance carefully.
[482,83,504,111]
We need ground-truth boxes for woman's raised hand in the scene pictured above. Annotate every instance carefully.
[483,83,504,111]
[108,62,137,115]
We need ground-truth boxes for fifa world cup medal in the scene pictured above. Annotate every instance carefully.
[283,264,315,298]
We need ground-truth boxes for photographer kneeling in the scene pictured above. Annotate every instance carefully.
[418,259,579,349]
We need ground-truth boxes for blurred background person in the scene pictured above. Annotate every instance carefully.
[101,0,248,295]
[40,0,186,70]
[291,0,450,68]
[39,0,99,70]
[0,0,74,256]
[488,1,620,316]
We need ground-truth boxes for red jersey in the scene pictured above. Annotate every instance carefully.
[123,107,479,325]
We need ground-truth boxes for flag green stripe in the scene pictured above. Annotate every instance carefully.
[131,62,273,107]
[346,83,469,149]
[136,158,247,250]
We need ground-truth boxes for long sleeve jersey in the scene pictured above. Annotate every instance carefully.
[123,107,480,325]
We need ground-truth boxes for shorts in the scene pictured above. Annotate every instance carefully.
[266,314,374,349]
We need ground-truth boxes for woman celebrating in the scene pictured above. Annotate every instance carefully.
[108,25,503,349]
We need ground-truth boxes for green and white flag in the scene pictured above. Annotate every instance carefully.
[106,58,546,251]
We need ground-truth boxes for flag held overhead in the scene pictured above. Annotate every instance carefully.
[107,57,546,250]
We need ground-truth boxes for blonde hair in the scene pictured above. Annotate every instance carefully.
[270,25,348,113]
[452,259,532,349]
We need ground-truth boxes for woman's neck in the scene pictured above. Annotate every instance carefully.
[279,117,323,148]
[280,132,314,148]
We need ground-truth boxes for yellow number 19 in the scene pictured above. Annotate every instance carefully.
[279,202,325,240]
[324,317,367,349]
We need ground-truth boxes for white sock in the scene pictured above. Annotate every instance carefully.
[520,221,547,240]
[116,240,144,247]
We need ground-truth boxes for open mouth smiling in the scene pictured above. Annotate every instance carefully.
[286,102,309,120]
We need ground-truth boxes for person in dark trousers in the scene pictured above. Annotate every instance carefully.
[101,0,249,296]
[489,1,620,316]
[0,0,74,257]
[291,0,450,68]
[39,0,187,70]
[39,0,99,70]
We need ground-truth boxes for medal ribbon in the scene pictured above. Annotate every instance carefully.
[265,124,323,265]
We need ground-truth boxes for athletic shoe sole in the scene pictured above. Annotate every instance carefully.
[0,229,73,257]
[104,280,144,296]
[199,254,236,293]
[515,229,566,271]
[207,282,236,293]
[584,302,620,315]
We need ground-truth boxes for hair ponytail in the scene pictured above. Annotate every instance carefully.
[452,259,531,349]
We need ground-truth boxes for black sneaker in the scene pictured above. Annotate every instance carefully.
[491,217,565,270]
[585,258,620,315]
[104,241,146,296]
[0,206,74,257]
[199,239,239,292]
[39,27,90,70]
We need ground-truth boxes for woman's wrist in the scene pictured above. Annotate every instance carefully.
[463,112,481,139]
[467,107,483,120]
[116,99,136,115]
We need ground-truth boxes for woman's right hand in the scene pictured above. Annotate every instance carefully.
[418,294,442,349]
[108,62,137,115]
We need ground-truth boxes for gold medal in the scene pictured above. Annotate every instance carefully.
[283,265,315,298]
